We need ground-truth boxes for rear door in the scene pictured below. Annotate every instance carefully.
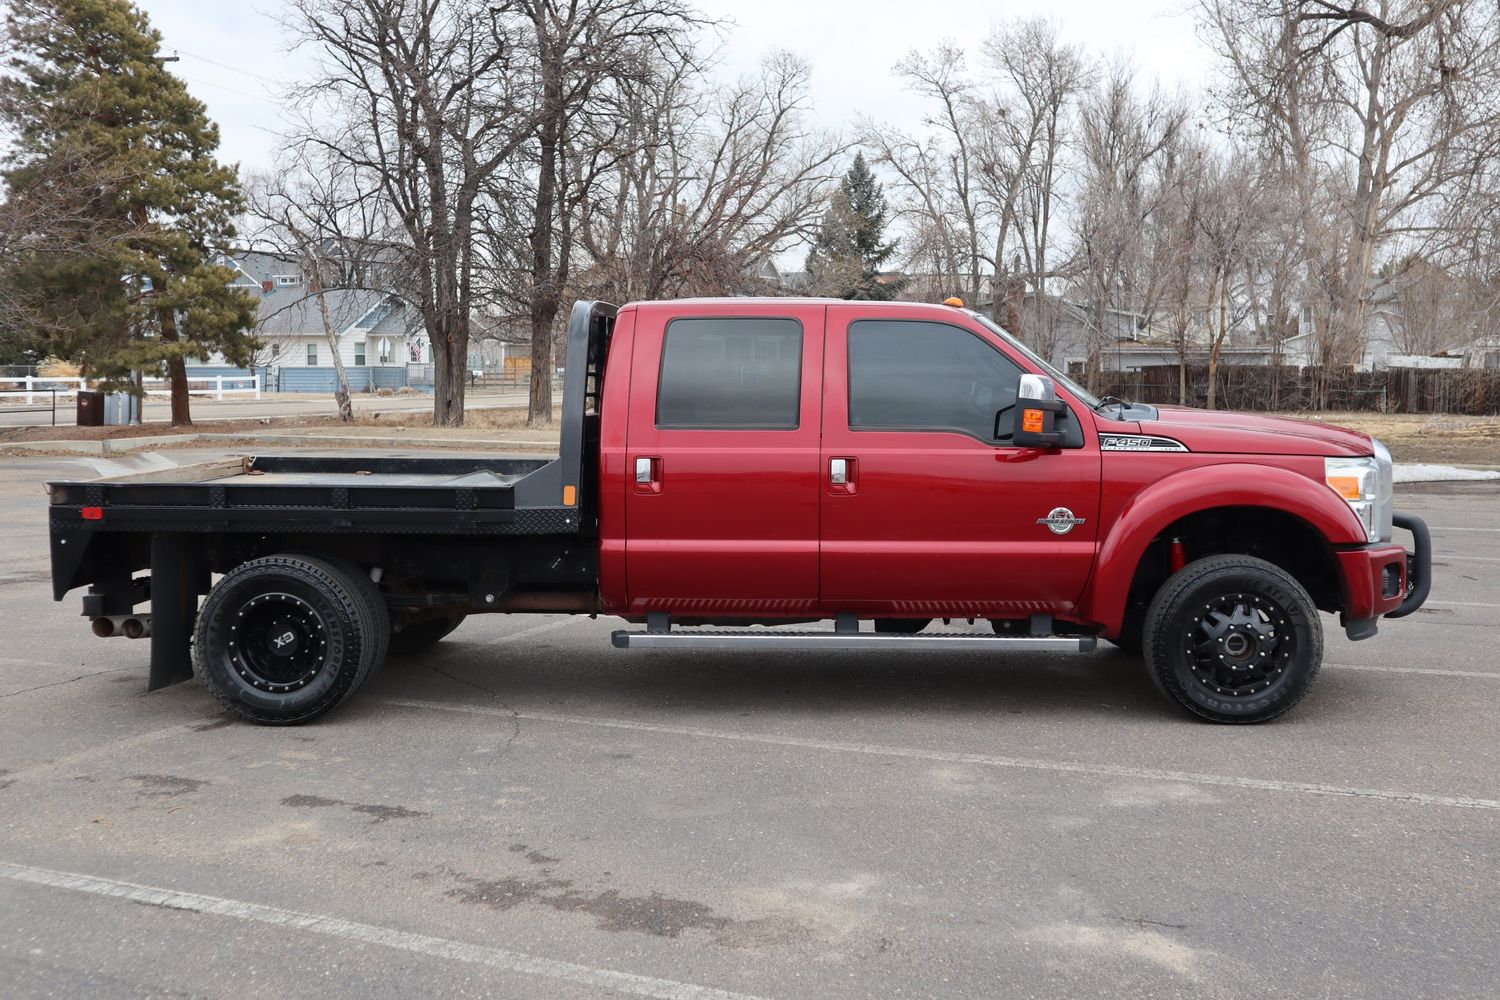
[623,302,825,617]
[819,306,1102,618]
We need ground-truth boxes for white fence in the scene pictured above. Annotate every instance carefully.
[0,374,260,404]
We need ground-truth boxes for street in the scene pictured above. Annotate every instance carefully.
[0,449,1496,999]
[0,391,530,429]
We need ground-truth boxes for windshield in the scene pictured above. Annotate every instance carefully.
[970,313,1101,409]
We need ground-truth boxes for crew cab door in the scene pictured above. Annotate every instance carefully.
[623,302,824,616]
[818,306,1102,618]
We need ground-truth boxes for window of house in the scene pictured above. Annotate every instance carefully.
[354,343,366,366]
[655,317,802,429]
[307,343,318,366]
[847,320,1023,441]
[271,343,281,358]
[274,274,300,287]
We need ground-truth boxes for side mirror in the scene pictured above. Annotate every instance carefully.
[1011,374,1066,449]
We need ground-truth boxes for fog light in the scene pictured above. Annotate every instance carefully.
[1382,563,1403,599]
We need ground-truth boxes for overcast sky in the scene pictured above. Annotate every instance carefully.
[138,0,1216,178]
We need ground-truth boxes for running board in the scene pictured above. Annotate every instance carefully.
[611,630,1097,652]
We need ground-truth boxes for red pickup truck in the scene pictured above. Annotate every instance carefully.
[47,298,1430,725]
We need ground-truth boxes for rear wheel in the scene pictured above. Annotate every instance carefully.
[390,613,466,655]
[194,555,380,725]
[1143,555,1322,724]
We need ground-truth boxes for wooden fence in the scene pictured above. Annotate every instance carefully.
[1093,364,1500,415]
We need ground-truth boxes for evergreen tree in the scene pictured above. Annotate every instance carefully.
[805,152,902,300]
[0,0,256,424]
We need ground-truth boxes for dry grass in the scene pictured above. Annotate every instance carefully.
[1287,412,1500,466]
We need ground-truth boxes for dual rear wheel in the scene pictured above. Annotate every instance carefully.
[195,554,463,725]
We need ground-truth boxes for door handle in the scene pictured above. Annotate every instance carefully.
[829,457,856,495]
[633,456,661,494]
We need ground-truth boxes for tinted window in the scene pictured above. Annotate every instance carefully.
[848,320,1022,440]
[657,318,802,429]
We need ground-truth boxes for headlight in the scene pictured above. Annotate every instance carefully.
[1325,452,1388,543]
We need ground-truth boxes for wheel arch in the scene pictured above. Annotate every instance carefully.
[1083,464,1365,637]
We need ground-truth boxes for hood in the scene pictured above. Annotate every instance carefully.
[1136,406,1374,457]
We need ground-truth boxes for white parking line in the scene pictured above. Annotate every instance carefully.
[0,861,768,1000]
[1429,526,1500,532]
[385,699,1500,812]
[1426,600,1500,609]
[1326,662,1500,679]
[494,618,583,643]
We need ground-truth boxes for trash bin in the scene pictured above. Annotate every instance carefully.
[76,390,104,426]
[103,392,138,425]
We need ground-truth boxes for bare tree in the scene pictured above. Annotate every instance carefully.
[284,0,534,427]
[246,155,410,422]
[1201,0,1500,397]
[575,52,845,302]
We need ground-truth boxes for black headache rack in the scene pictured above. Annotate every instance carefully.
[47,299,620,603]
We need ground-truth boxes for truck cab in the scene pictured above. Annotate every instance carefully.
[46,297,1430,725]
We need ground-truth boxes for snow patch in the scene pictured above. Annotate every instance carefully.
[1394,464,1500,483]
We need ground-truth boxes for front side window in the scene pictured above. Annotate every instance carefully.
[848,320,1022,441]
[307,343,318,366]
[354,343,366,366]
[656,317,802,429]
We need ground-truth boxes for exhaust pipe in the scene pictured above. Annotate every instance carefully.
[89,614,152,638]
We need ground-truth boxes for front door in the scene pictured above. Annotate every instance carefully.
[624,302,825,617]
[819,307,1102,618]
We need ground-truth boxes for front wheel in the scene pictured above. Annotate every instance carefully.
[1142,555,1323,724]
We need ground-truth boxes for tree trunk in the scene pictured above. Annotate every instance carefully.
[158,307,191,427]
[314,287,354,422]
[430,313,468,426]
[527,51,563,429]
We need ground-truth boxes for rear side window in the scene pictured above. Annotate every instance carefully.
[848,320,1022,440]
[656,317,802,429]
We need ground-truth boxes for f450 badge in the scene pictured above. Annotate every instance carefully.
[1037,507,1087,535]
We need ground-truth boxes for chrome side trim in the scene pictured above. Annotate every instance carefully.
[1098,434,1189,453]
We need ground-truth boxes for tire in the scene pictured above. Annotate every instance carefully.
[324,558,390,676]
[873,618,930,635]
[1142,555,1323,724]
[390,614,466,655]
[193,555,380,725]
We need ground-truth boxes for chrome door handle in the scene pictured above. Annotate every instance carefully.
[830,458,847,485]
[635,457,653,484]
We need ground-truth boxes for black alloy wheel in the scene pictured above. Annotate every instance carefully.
[194,555,380,725]
[1143,555,1323,724]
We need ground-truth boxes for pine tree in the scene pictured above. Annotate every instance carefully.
[805,152,902,300]
[0,0,256,425]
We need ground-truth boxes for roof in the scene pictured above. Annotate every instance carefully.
[225,250,416,339]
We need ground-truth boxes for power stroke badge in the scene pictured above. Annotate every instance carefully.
[1037,507,1087,535]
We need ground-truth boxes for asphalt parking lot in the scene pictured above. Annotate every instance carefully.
[1,449,1497,999]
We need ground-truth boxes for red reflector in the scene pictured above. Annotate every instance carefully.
[81,506,104,520]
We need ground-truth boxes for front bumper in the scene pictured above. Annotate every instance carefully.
[1335,511,1431,633]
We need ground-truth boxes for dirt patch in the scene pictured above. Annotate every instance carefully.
[280,792,427,823]
[127,774,208,798]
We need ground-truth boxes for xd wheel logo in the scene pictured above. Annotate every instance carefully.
[1037,507,1086,535]
[273,630,296,649]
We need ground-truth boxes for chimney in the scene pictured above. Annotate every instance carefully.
[261,280,274,294]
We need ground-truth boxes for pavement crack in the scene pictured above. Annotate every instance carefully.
[426,663,521,753]
[1,668,132,699]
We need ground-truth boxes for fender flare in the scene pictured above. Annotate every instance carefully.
[1081,463,1367,636]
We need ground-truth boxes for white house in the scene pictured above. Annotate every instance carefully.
[223,250,426,370]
